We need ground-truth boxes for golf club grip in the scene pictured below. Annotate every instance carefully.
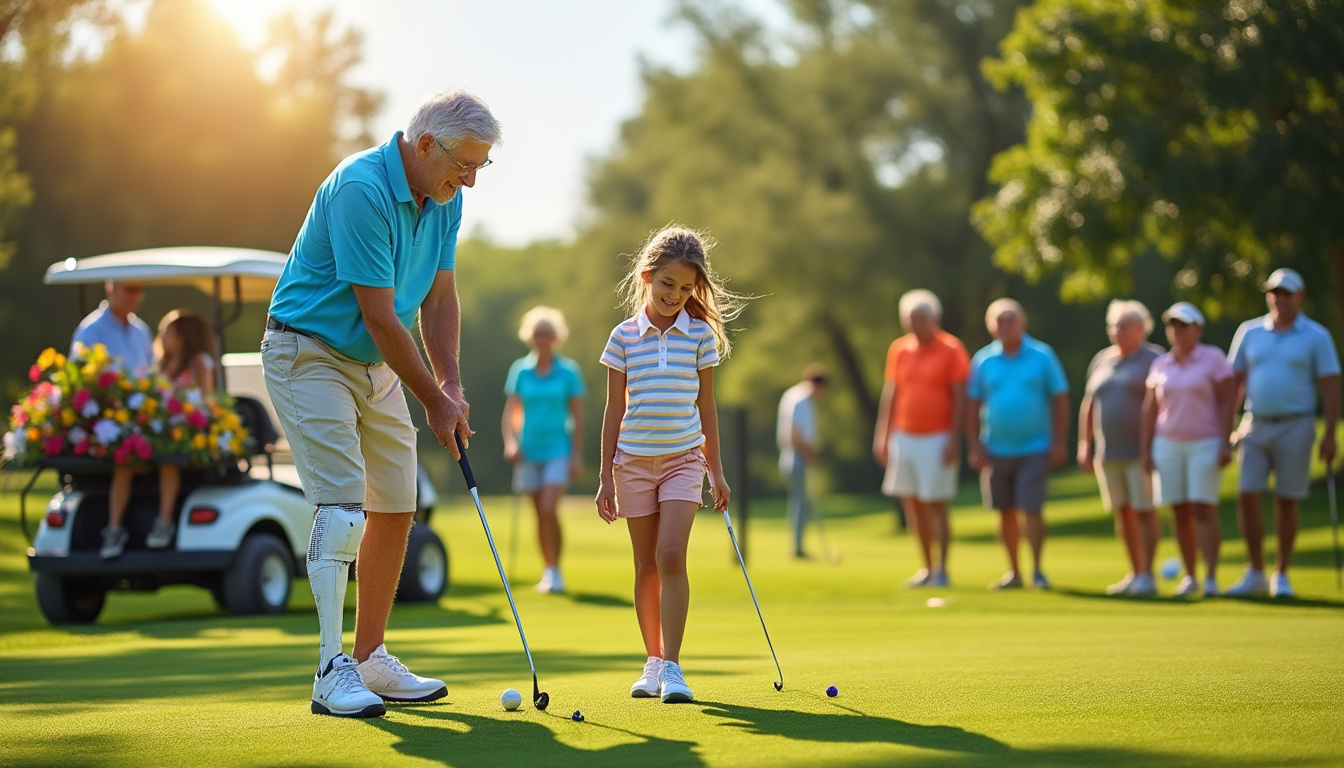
[454,433,477,490]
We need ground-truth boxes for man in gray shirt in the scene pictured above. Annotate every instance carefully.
[70,281,154,373]
[1225,268,1341,598]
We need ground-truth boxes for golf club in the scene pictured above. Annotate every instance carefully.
[508,490,520,584]
[1328,459,1341,590]
[812,502,840,565]
[722,508,784,691]
[453,433,550,711]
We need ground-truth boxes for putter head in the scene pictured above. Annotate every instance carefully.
[774,681,784,691]
[535,691,550,711]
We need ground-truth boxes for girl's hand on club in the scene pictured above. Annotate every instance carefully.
[710,472,731,512]
[595,481,618,523]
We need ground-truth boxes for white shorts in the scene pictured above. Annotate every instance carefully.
[513,454,571,494]
[1152,435,1223,506]
[1093,461,1154,512]
[882,431,957,502]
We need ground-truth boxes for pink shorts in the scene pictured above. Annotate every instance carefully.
[613,448,707,518]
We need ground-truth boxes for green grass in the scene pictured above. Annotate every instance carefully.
[2,469,1343,767]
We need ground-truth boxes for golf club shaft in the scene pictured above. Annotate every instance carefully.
[1328,462,1341,589]
[508,491,520,584]
[723,509,784,688]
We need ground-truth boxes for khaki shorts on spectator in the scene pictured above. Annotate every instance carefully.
[981,451,1050,514]
[613,448,706,518]
[514,454,572,494]
[1152,435,1222,506]
[882,431,958,502]
[1236,414,1315,500]
[1094,461,1155,512]
[261,329,417,512]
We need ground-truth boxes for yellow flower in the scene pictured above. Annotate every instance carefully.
[115,409,130,424]
[171,428,184,441]
[61,409,76,427]
[26,427,40,441]
[192,434,207,450]
[142,399,158,416]
[37,348,57,369]
[139,378,152,391]
[182,402,195,414]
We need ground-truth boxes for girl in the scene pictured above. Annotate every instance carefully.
[100,310,217,559]
[595,225,745,703]
[502,306,586,594]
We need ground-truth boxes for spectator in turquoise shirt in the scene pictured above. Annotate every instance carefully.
[967,298,1070,591]
[502,306,586,594]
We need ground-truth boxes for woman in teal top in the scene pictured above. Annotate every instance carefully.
[502,306,586,594]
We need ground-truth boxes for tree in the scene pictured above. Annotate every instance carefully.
[974,0,1344,329]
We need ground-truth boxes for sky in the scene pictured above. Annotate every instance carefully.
[199,0,790,247]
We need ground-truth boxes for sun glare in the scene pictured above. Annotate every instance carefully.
[202,0,293,47]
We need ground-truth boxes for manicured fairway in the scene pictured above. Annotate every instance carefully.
[2,471,1343,767]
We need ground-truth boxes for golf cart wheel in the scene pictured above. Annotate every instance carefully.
[35,572,107,624]
[396,524,448,602]
[223,532,294,615]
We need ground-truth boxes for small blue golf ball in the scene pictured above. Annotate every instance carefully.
[826,685,838,698]
[572,710,584,722]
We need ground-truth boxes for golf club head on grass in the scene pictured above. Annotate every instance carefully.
[534,675,549,711]
[774,681,783,691]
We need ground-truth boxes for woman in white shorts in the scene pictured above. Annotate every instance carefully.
[1140,303,1237,598]
[502,307,586,593]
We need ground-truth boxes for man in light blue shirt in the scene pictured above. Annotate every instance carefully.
[262,89,502,718]
[70,281,154,373]
[1224,268,1340,599]
[967,298,1070,591]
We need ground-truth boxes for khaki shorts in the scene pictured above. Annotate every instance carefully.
[1094,461,1155,512]
[882,430,958,502]
[1236,414,1315,500]
[261,329,417,512]
[613,448,706,518]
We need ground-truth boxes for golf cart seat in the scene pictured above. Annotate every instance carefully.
[232,395,278,457]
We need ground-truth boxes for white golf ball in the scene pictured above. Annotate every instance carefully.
[926,597,947,608]
[501,688,522,711]
[1160,557,1181,580]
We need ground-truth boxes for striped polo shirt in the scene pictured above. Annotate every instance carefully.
[600,309,720,456]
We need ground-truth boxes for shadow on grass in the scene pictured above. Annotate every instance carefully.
[1054,586,1344,611]
[566,591,634,609]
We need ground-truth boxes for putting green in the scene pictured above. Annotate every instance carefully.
[1,471,1342,767]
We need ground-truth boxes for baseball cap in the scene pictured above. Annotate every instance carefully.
[1162,302,1205,327]
[1262,268,1304,293]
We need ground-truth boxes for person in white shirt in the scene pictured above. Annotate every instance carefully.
[778,365,829,558]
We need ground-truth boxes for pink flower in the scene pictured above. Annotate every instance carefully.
[133,436,152,461]
[98,371,119,389]
[114,443,132,463]
[187,411,208,429]
[11,410,27,427]
[29,365,41,382]
[166,398,183,415]
[42,435,64,456]
[73,389,93,412]
[73,440,90,456]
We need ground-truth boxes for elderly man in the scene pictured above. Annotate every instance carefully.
[967,298,1069,590]
[873,289,968,587]
[1225,268,1340,599]
[262,89,501,717]
[778,364,828,558]
[70,281,154,373]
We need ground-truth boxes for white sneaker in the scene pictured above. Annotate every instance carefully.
[312,654,386,717]
[990,571,1023,590]
[99,526,128,560]
[1203,577,1219,597]
[630,656,662,698]
[1032,571,1052,590]
[1225,568,1270,598]
[1127,573,1157,597]
[1173,575,1199,598]
[659,660,693,703]
[536,567,566,594]
[926,570,949,588]
[1271,572,1295,599]
[904,568,931,588]
[1106,573,1134,595]
[356,644,447,703]
[146,518,175,549]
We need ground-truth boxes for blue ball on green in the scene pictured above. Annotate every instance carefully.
[571,710,584,722]
[826,685,838,697]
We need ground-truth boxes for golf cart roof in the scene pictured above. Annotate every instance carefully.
[44,246,288,298]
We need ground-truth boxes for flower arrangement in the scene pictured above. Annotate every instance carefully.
[3,344,251,468]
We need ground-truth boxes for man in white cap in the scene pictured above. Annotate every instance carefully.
[1225,268,1340,598]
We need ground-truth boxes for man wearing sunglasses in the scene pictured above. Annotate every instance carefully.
[70,281,154,373]
[1226,268,1341,598]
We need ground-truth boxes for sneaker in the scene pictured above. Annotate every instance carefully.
[1271,572,1295,599]
[989,571,1023,590]
[1173,575,1199,597]
[1106,573,1135,595]
[356,644,447,703]
[1032,571,1052,590]
[536,567,566,594]
[1225,568,1270,598]
[99,526,129,560]
[926,570,949,588]
[1202,577,1220,597]
[146,518,176,549]
[905,568,931,588]
[1127,573,1157,597]
[658,660,693,703]
[312,654,386,717]
[630,656,662,698]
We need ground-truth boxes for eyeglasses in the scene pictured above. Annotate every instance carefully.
[433,137,492,172]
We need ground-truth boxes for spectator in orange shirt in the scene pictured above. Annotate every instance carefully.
[873,289,969,588]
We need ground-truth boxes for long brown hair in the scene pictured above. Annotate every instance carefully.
[616,225,748,357]
[156,309,214,379]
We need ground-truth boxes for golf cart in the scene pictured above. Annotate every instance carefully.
[21,247,448,624]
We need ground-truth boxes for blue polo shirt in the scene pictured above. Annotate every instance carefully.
[269,132,462,363]
[70,302,154,373]
[1228,313,1340,417]
[967,335,1070,457]
[505,354,586,462]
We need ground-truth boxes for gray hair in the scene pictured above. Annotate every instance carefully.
[985,297,1026,330]
[406,88,503,148]
[899,289,943,328]
[1106,299,1154,334]
[518,306,568,344]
